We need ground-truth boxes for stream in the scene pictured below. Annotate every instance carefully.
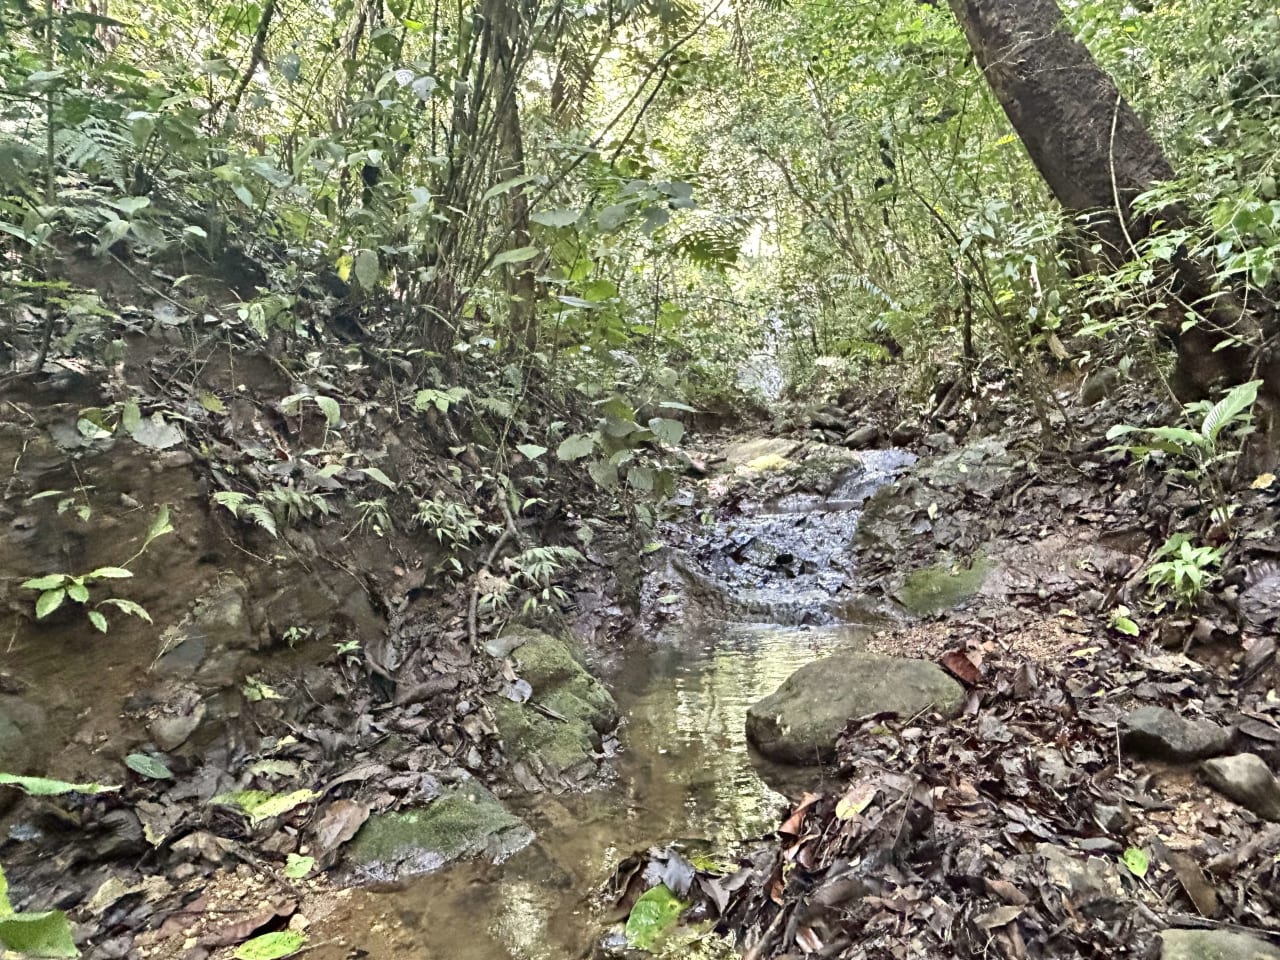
[312,446,913,959]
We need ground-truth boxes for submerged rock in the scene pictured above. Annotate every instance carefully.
[491,631,617,786]
[1201,754,1280,820]
[346,779,532,881]
[745,654,964,764]
[1121,706,1230,763]
[1160,929,1280,960]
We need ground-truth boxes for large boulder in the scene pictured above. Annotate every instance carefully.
[345,779,532,882]
[1121,706,1230,764]
[1160,929,1280,960]
[490,630,617,787]
[745,654,964,764]
[1201,754,1280,820]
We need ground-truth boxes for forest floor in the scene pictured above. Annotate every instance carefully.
[1,265,1279,960]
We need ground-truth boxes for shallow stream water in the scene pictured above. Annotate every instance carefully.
[313,622,868,959]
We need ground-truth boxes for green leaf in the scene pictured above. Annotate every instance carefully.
[315,396,341,426]
[0,910,79,957]
[87,611,108,633]
[143,505,174,549]
[647,417,685,445]
[556,434,595,462]
[87,567,133,580]
[360,467,396,488]
[233,931,307,960]
[126,754,173,780]
[624,885,686,950]
[353,249,379,290]
[0,773,118,796]
[21,575,66,591]
[99,598,152,622]
[1111,616,1139,637]
[516,444,547,461]
[284,853,315,879]
[658,400,699,413]
[1202,379,1261,442]
[490,245,539,270]
[66,582,89,604]
[120,399,142,434]
[530,208,578,228]
[481,172,537,203]
[35,589,65,619]
[1122,846,1149,878]
[213,789,317,824]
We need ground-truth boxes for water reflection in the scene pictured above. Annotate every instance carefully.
[312,622,866,960]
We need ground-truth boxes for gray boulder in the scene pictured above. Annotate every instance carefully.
[1160,929,1280,960]
[745,654,964,764]
[1121,706,1230,763]
[1201,754,1280,820]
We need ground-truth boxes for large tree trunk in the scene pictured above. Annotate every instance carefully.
[948,0,1169,263]
[947,0,1278,413]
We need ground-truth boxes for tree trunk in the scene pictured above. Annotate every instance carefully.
[947,0,1278,411]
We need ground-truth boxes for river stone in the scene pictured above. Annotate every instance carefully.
[491,631,617,785]
[1160,929,1280,960]
[1201,754,1280,820]
[745,654,965,764]
[1121,706,1230,763]
[346,780,532,881]
[0,697,48,774]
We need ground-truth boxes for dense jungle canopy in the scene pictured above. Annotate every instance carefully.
[3,0,1280,958]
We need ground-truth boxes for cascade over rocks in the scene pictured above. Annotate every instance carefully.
[745,653,965,764]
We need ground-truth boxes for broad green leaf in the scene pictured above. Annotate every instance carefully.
[21,575,65,591]
[1111,616,1139,637]
[556,434,595,461]
[0,910,79,957]
[360,467,396,488]
[233,931,306,959]
[143,505,174,548]
[353,249,379,290]
[126,754,173,780]
[120,399,142,434]
[315,396,341,426]
[87,567,133,580]
[624,885,686,950]
[87,611,108,633]
[658,401,699,413]
[491,245,540,270]
[66,582,89,604]
[213,789,317,824]
[35,589,65,619]
[647,417,684,446]
[199,393,226,414]
[0,773,118,796]
[481,172,537,203]
[587,459,618,489]
[1122,846,1149,878]
[516,444,547,461]
[284,854,315,879]
[530,208,578,228]
[1202,379,1261,441]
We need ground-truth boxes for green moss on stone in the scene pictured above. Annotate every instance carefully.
[897,555,992,616]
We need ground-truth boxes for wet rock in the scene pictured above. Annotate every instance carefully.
[1160,929,1280,960]
[346,779,532,881]
[0,696,48,775]
[1080,367,1120,406]
[895,556,992,616]
[483,629,534,659]
[890,420,922,444]
[491,631,617,786]
[845,425,881,449]
[745,654,964,764]
[719,438,801,473]
[153,574,252,686]
[1201,754,1280,820]
[147,683,207,752]
[1121,706,1230,763]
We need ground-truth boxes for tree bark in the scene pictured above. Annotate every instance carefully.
[947,0,1278,411]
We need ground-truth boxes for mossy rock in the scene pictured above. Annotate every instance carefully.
[896,555,992,616]
[346,780,532,881]
[492,631,617,786]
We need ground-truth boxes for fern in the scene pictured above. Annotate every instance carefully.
[212,491,279,538]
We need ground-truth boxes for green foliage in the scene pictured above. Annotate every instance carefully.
[0,774,118,796]
[18,507,171,632]
[625,885,687,950]
[1145,534,1224,611]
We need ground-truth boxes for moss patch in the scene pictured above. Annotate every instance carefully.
[896,555,992,616]
[492,631,617,785]
[346,780,531,879]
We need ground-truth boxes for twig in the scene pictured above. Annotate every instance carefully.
[467,494,522,648]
